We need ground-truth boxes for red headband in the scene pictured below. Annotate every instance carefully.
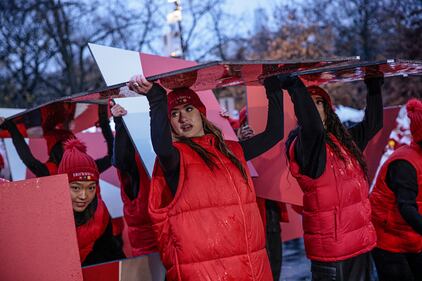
[307,86,333,108]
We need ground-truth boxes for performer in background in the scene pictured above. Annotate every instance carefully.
[284,73,383,281]
[370,98,422,281]
[58,139,125,266]
[0,104,113,177]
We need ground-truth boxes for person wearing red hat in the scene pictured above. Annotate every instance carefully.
[127,74,284,281]
[370,98,422,281]
[58,138,125,266]
[283,73,384,280]
[0,104,114,177]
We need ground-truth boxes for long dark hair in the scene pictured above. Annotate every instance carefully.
[285,101,368,180]
[176,114,248,181]
[323,102,369,179]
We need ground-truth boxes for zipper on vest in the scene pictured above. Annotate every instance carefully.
[174,250,182,281]
[215,152,256,281]
[334,207,338,241]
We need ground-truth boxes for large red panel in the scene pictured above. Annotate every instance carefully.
[281,205,304,242]
[0,175,83,281]
[364,106,400,181]
[248,86,302,205]
[82,261,119,281]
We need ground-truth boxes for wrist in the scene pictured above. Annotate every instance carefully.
[146,83,167,103]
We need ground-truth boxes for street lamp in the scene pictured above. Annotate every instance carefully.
[165,0,184,58]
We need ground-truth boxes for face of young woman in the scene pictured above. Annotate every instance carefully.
[311,95,327,126]
[69,180,96,212]
[170,104,205,138]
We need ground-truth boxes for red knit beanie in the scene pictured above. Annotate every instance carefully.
[58,139,99,183]
[44,129,75,155]
[406,98,422,142]
[307,86,333,108]
[167,88,206,117]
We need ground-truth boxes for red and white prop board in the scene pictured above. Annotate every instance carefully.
[0,175,83,281]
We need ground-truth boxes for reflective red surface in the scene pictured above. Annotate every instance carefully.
[299,59,422,85]
[2,58,421,138]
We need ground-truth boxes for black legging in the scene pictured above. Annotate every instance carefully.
[311,252,371,281]
[372,247,422,281]
[265,200,282,281]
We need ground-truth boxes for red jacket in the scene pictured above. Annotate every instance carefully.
[77,197,110,263]
[149,135,272,281]
[370,143,422,253]
[46,161,58,175]
[289,135,376,262]
[118,154,158,256]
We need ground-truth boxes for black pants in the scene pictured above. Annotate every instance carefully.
[372,247,422,281]
[265,200,282,281]
[311,252,371,281]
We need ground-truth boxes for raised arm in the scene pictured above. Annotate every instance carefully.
[111,103,140,200]
[348,76,384,151]
[240,76,284,161]
[283,76,326,178]
[95,104,114,173]
[0,118,50,177]
[128,76,180,196]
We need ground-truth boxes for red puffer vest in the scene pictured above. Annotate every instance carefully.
[46,161,58,175]
[148,134,272,281]
[288,135,376,262]
[370,143,422,253]
[77,197,110,263]
[118,154,158,256]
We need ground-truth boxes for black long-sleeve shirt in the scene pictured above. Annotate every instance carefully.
[1,112,114,177]
[385,159,422,235]
[112,116,140,200]
[146,79,284,196]
[287,77,383,179]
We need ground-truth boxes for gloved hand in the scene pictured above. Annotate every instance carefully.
[263,75,282,93]
[276,74,302,90]
[97,103,110,127]
[364,67,384,89]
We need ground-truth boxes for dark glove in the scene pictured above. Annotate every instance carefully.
[98,104,110,125]
[364,68,384,89]
[145,83,167,103]
[264,75,282,93]
[276,74,303,90]
[0,118,12,130]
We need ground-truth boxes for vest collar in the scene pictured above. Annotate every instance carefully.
[190,134,217,147]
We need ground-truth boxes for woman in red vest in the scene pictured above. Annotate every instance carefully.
[127,74,284,281]
[370,98,422,281]
[58,139,125,266]
[283,74,383,280]
[110,102,159,256]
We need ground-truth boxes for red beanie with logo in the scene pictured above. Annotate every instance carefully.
[58,139,99,183]
[406,98,422,142]
[44,129,75,155]
[307,86,333,108]
[167,88,206,117]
